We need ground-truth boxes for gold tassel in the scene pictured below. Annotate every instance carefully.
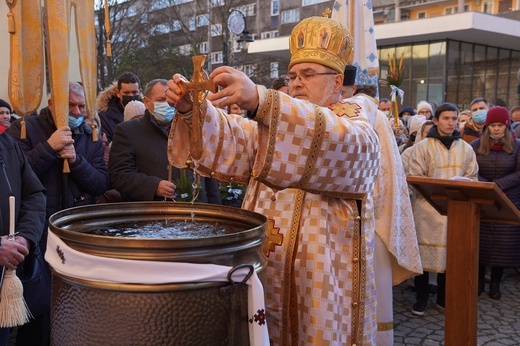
[0,270,31,327]
[20,119,26,139]
[90,124,98,141]
[7,11,15,34]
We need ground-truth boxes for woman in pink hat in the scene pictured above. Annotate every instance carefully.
[471,106,520,300]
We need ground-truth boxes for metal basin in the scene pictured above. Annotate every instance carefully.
[47,202,267,346]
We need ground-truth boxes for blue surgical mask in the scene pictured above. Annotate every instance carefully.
[68,114,84,129]
[153,102,175,123]
[472,110,487,124]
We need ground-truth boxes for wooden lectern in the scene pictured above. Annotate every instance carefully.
[407,176,520,346]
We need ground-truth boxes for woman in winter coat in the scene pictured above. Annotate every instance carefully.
[471,106,520,300]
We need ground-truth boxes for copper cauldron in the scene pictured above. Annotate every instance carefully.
[47,202,267,346]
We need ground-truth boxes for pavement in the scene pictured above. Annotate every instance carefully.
[393,267,520,345]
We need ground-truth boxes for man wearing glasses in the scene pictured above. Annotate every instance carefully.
[166,15,381,345]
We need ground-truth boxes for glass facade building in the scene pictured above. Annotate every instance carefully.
[379,40,520,110]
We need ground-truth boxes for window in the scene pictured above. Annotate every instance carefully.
[211,24,222,36]
[271,0,279,16]
[199,41,209,54]
[464,4,470,11]
[242,64,256,76]
[173,20,182,32]
[281,9,300,24]
[141,13,148,24]
[212,0,225,6]
[483,1,493,13]
[234,4,257,16]
[150,0,169,10]
[152,24,171,35]
[302,0,328,5]
[211,52,223,64]
[172,0,194,4]
[270,62,279,79]
[196,14,209,27]
[445,6,458,15]
[417,12,426,19]
[178,44,191,56]
[261,30,279,39]
[189,18,196,31]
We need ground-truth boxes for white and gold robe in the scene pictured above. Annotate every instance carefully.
[347,95,423,345]
[405,137,478,272]
[168,87,381,345]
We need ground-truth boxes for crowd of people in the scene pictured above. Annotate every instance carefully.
[0,13,519,346]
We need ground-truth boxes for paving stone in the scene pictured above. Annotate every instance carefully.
[392,268,520,345]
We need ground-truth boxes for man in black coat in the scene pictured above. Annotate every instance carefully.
[109,79,221,204]
[0,122,46,344]
[97,72,141,142]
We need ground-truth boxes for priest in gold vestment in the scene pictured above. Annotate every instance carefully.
[166,16,382,345]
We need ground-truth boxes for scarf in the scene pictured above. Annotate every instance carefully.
[426,125,461,150]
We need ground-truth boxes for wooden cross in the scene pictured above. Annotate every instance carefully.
[179,55,217,160]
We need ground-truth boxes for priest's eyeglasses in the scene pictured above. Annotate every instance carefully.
[285,72,338,84]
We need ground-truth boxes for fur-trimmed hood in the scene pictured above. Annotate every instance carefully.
[96,82,118,112]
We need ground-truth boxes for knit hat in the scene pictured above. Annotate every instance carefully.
[485,106,510,127]
[343,65,357,86]
[408,115,427,134]
[0,99,12,113]
[399,106,415,117]
[124,100,145,122]
[417,100,433,114]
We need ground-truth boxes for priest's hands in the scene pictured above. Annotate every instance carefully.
[166,67,259,113]
[156,180,176,200]
[207,67,259,112]
[166,75,193,113]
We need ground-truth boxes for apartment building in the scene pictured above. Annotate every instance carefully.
[82,0,520,108]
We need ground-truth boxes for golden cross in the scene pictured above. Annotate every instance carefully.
[322,8,332,18]
[179,55,217,160]
[263,219,284,257]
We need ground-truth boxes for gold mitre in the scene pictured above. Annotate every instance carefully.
[289,15,353,74]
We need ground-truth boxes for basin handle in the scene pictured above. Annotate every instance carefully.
[227,264,254,285]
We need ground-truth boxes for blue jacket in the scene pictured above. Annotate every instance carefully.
[9,108,109,222]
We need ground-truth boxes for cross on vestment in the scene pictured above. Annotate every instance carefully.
[179,55,218,160]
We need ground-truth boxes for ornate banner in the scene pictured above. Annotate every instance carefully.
[7,0,44,122]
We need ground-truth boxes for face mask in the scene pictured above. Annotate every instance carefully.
[472,110,487,124]
[153,102,175,123]
[68,115,84,129]
[382,110,389,117]
[401,115,410,123]
[490,133,505,140]
[121,95,140,107]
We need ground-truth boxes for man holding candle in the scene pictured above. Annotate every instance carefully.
[0,118,46,344]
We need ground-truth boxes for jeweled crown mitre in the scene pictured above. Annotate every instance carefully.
[289,16,353,74]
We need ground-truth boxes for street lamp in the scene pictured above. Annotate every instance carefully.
[224,10,254,66]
